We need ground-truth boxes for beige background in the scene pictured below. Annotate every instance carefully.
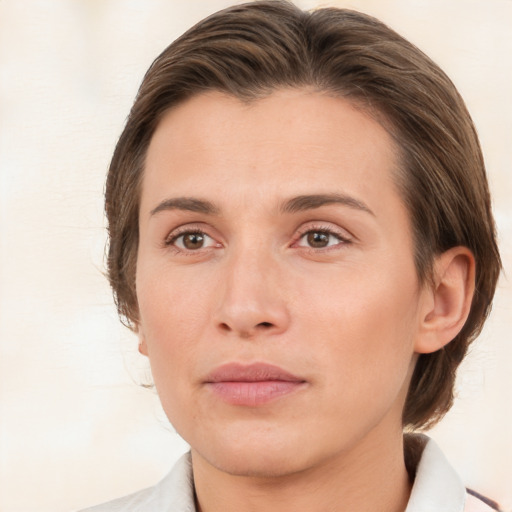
[0,1,510,511]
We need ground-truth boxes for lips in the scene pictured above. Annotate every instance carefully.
[204,362,306,406]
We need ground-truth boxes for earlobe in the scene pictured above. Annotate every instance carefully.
[415,247,475,354]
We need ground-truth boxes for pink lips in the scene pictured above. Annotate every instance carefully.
[204,363,306,406]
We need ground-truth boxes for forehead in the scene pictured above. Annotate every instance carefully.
[141,89,403,219]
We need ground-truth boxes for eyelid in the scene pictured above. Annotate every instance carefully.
[163,221,353,252]
[292,222,353,248]
[169,231,216,250]
[164,223,222,250]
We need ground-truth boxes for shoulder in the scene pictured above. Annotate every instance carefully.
[77,453,196,512]
[404,434,502,512]
[78,485,159,512]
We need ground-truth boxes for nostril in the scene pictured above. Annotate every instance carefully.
[216,320,278,336]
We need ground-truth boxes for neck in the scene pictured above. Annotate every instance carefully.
[192,429,412,512]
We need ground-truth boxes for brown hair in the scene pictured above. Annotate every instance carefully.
[105,0,501,430]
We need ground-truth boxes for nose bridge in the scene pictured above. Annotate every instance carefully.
[214,237,289,337]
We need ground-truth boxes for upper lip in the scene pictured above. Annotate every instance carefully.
[204,362,305,383]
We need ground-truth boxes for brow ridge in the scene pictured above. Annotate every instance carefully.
[150,193,373,217]
[150,197,220,216]
[281,193,374,215]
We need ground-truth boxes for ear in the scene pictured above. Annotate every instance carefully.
[136,325,149,356]
[415,247,475,354]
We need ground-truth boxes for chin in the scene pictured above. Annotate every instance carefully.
[201,447,310,479]
[189,426,328,479]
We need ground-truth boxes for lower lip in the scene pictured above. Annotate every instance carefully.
[206,381,305,406]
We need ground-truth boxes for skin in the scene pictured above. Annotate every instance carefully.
[136,89,474,512]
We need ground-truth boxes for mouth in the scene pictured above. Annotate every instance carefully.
[204,362,307,406]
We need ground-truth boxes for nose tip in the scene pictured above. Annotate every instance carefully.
[213,255,290,339]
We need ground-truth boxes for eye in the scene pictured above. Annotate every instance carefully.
[167,230,218,251]
[296,229,348,249]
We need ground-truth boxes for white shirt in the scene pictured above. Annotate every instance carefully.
[79,437,498,512]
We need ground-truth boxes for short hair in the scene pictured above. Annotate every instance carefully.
[105,0,501,430]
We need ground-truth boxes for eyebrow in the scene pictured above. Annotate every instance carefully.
[149,193,374,217]
[150,197,220,216]
[281,194,374,216]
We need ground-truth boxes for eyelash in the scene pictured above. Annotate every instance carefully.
[164,224,352,253]
[165,227,218,252]
[293,224,352,251]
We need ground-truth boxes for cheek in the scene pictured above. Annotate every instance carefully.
[137,261,210,336]
[304,264,420,388]
[308,293,418,439]
[136,269,206,388]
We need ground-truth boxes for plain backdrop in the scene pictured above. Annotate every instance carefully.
[0,1,511,511]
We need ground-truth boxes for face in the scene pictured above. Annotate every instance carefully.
[136,89,429,478]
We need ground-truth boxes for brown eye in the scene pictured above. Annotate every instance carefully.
[170,231,217,251]
[182,232,205,250]
[296,229,347,249]
[306,231,330,248]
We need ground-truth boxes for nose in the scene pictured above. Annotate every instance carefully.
[213,245,290,339]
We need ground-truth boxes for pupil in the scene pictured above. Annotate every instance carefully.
[307,231,329,248]
[184,233,204,249]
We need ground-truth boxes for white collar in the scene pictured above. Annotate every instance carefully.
[81,435,494,511]
[405,435,466,512]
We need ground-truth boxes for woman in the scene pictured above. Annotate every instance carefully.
[81,2,502,510]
